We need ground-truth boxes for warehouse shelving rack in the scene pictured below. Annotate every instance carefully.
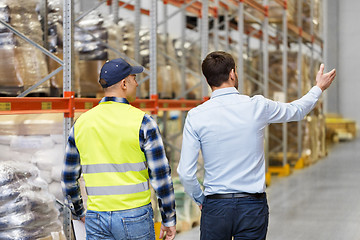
[0,0,324,238]
[0,1,207,238]
[196,0,324,177]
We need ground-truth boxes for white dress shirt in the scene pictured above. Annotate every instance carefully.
[177,86,322,205]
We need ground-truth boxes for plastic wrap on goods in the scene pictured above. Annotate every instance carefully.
[0,3,10,33]
[0,0,50,96]
[75,10,108,61]
[37,0,63,53]
[0,161,62,240]
[3,0,44,46]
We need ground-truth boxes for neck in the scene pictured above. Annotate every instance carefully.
[211,81,234,92]
[103,85,126,98]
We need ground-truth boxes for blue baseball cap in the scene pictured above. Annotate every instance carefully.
[99,58,144,88]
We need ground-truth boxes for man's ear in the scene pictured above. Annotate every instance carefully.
[229,69,235,81]
[121,79,127,89]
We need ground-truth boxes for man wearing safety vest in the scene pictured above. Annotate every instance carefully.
[62,58,176,240]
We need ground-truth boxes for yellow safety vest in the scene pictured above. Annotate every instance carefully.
[74,101,151,211]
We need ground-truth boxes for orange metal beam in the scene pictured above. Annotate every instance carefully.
[244,0,267,16]
[0,97,71,115]
[273,0,286,8]
[166,0,218,18]
[166,0,201,17]
[105,0,150,16]
[0,97,205,115]
[64,91,75,118]
[218,1,229,11]
[118,1,150,16]
[288,22,313,44]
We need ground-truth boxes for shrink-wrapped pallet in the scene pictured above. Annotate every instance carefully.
[15,46,50,95]
[0,0,50,96]
[75,10,108,61]
[107,21,123,61]
[47,50,81,96]
[138,33,183,99]
[0,113,66,200]
[78,59,105,97]
[0,161,63,240]
[243,0,322,37]
[0,47,23,96]
[244,0,295,24]
[3,0,43,46]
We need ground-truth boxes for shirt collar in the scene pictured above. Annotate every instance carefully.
[99,97,129,104]
[211,87,239,99]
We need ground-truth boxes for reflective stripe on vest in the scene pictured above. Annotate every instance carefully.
[82,162,147,174]
[86,180,149,196]
[74,101,151,211]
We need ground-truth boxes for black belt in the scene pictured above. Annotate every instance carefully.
[206,192,265,199]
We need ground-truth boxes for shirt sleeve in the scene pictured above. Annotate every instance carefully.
[177,113,205,205]
[140,114,176,227]
[61,126,85,219]
[266,86,322,123]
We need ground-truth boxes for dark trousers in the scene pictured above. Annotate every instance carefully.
[200,194,269,240]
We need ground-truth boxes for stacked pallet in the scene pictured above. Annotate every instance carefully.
[0,113,71,201]
[244,0,323,37]
[0,0,49,96]
[325,115,357,142]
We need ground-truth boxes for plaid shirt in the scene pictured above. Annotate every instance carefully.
[61,97,176,227]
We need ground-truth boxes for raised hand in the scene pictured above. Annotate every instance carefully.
[316,64,336,91]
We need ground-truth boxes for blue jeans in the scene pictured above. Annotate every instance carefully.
[85,203,155,240]
[200,194,269,240]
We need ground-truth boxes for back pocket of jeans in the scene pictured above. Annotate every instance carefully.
[123,210,153,239]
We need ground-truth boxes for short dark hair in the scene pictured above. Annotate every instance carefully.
[201,51,235,87]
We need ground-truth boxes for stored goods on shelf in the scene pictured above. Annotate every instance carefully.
[244,0,323,37]
[0,113,67,200]
[0,0,50,96]
[0,161,63,239]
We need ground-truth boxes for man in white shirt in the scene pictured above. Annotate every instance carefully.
[177,51,336,240]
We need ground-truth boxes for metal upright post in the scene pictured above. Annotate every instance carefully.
[214,0,219,50]
[163,0,168,40]
[150,0,158,119]
[282,0,288,167]
[180,3,186,100]
[201,0,209,98]
[150,1,160,223]
[112,0,119,24]
[134,0,141,97]
[179,1,187,141]
[43,0,48,49]
[237,0,244,94]
[134,0,141,62]
[161,0,170,165]
[263,1,269,99]
[263,0,269,168]
[224,11,230,52]
[297,0,303,159]
[310,0,314,86]
[63,0,75,239]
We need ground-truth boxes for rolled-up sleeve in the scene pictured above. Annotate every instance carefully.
[61,127,85,219]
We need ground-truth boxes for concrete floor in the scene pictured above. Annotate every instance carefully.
[175,136,360,240]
